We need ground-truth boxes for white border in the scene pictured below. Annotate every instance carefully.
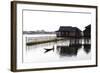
[16,3,96,69]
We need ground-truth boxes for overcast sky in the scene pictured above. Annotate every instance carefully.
[23,10,91,32]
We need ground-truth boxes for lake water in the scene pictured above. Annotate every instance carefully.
[24,36,91,63]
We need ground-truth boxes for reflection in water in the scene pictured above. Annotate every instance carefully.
[55,38,91,56]
[83,44,91,54]
[57,44,82,56]
[25,38,91,62]
[26,41,55,51]
[27,38,91,56]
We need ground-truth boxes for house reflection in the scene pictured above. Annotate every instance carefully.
[56,44,82,56]
[56,38,91,56]
[26,37,91,56]
[83,44,91,54]
[83,38,91,54]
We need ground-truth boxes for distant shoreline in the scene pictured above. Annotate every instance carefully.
[23,31,56,34]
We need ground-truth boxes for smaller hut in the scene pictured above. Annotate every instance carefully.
[83,24,91,38]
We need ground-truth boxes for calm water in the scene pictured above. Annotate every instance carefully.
[24,38,91,63]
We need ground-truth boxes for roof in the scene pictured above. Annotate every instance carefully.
[83,25,91,33]
[85,24,91,29]
[56,26,81,32]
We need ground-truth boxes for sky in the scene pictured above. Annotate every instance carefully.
[23,10,91,32]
